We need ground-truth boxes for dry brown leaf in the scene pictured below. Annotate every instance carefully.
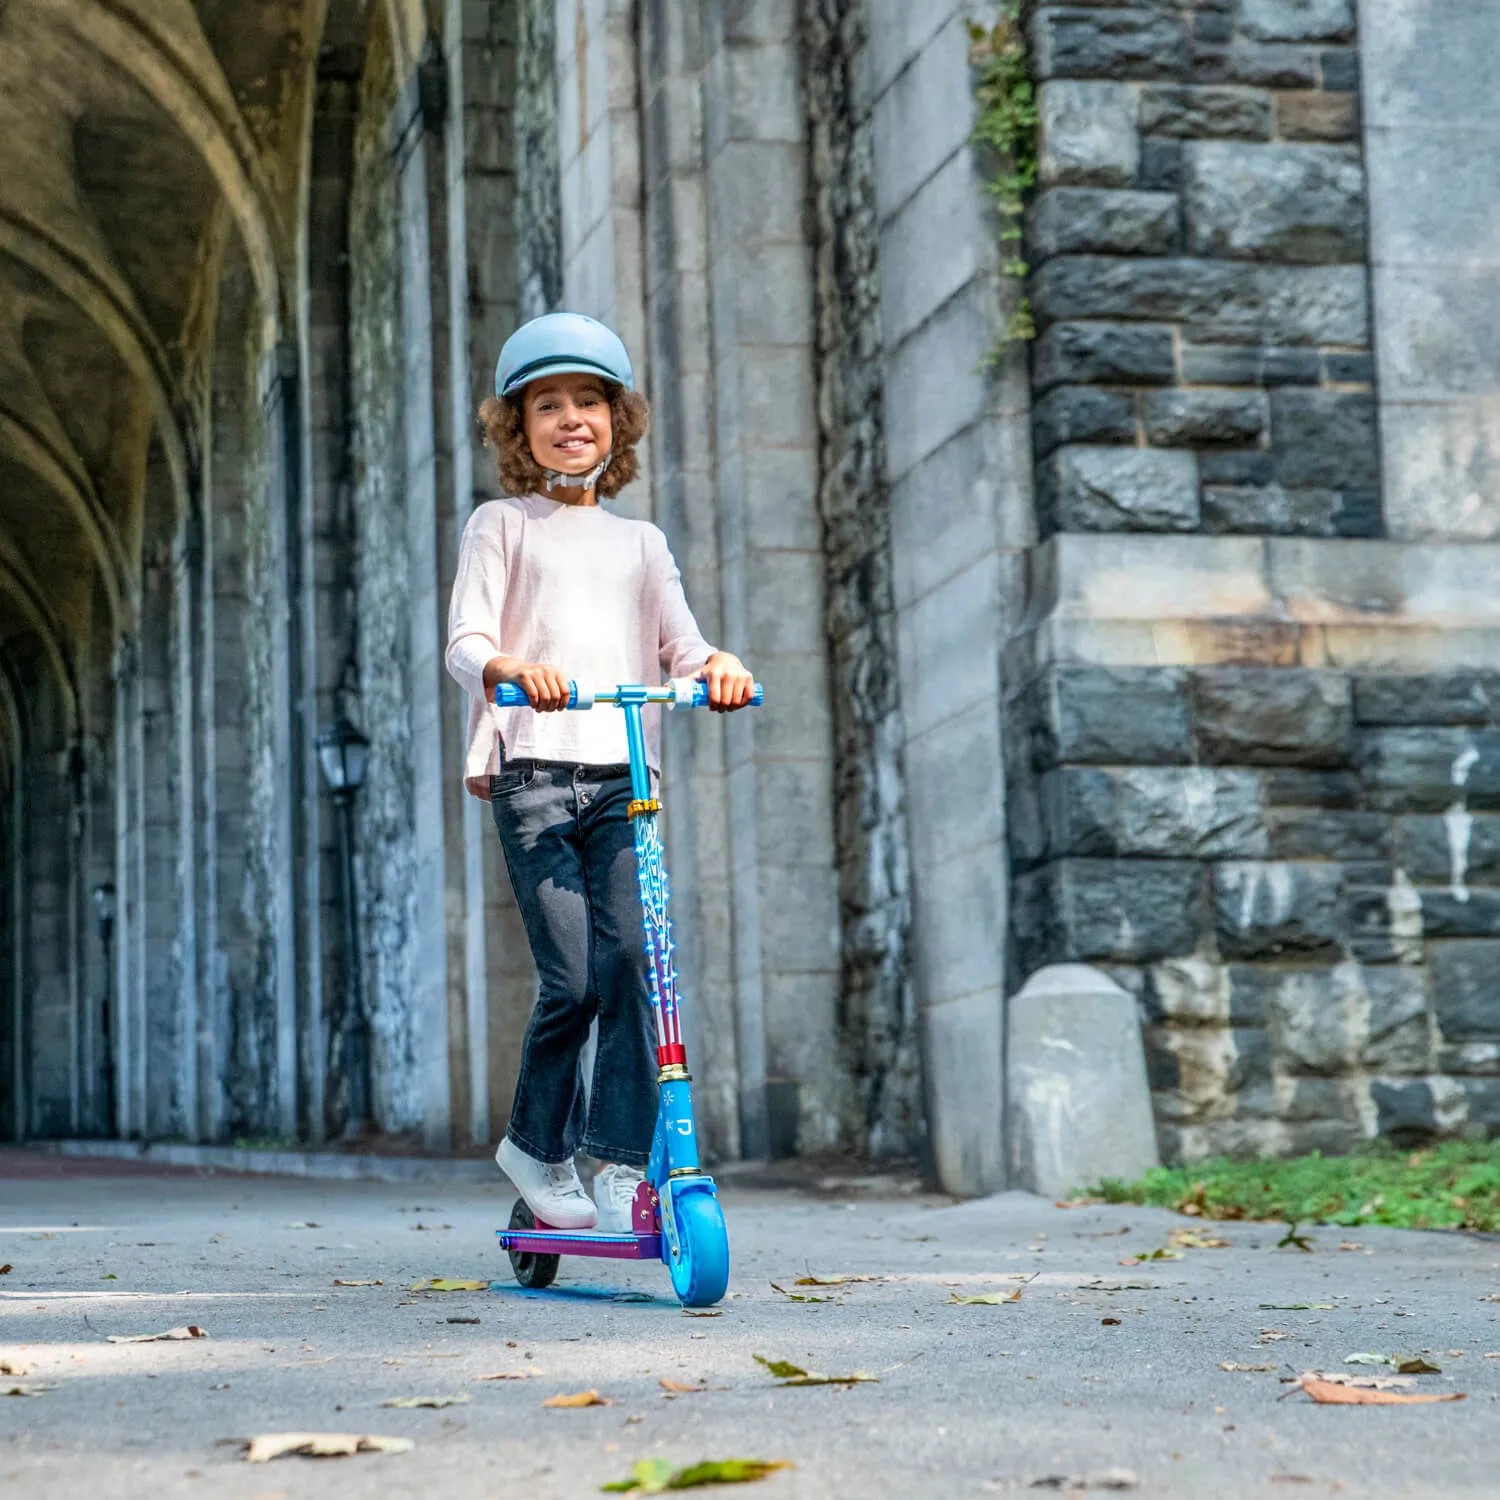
[544,1389,612,1408]
[1219,1362,1276,1373]
[381,1394,469,1409]
[659,1379,706,1393]
[106,1325,208,1344]
[792,1274,876,1287]
[1339,1242,1364,1252]
[1299,1370,1414,1392]
[1167,1229,1230,1250]
[333,1279,382,1287]
[0,1265,11,1275]
[475,1371,537,1381]
[408,1279,488,1292]
[244,1432,414,1463]
[1300,1377,1464,1406]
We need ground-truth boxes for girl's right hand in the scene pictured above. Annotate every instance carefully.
[492,659,572,712]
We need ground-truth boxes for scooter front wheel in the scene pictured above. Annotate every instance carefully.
[667,1189,729,1308]
[506,1199,560,1290]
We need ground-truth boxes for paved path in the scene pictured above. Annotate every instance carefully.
[3,1152,1500,1498]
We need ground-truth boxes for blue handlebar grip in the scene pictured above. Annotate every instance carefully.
[493,682,579,708]
[691,681,764,708]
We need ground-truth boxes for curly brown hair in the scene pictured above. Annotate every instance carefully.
[477,385,650,501]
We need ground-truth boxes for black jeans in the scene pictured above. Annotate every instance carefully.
[490,760,655,1168]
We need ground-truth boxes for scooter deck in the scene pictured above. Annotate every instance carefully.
[497,1227,662,1260]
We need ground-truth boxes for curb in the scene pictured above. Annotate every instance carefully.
[29,1139,500,1185]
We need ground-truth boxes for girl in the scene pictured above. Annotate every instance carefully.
[445,312,755,1232]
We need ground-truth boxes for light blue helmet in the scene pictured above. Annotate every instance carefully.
[494,312,634,399]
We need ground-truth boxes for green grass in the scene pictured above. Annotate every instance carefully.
[1085,1142,1500,1233]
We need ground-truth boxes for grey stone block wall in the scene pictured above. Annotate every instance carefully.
[1026,0,1377,544]
[1005,653,1500,1159]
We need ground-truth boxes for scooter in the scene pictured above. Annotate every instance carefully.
[491,677,763,1309]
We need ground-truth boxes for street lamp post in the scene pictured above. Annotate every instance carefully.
[316,718,372,1136]
[91,882,116,1136]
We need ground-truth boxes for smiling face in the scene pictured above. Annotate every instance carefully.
[523,372,614,480]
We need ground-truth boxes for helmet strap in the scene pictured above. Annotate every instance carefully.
[543,452,612,493]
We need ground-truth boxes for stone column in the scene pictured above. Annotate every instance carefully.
[701,1,841,1158]
[800,0,919,1161]
[1359,0,1500,539]
[261,352,303,1139]
[866,2,1029,1194]
[392,39,464,1148]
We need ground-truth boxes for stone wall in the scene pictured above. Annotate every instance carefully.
[1006,524,1500,1160]
[1026,0,1375,544]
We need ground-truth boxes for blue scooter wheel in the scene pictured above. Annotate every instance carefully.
[668,1190,729,1308]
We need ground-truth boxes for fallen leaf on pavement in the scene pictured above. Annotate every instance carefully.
[285,1223,320,1230]
[753,1355,877,1387]
[1345,1352,1391,1366]
[0,1360,28,1376]
[1479,1294,1500,1303]
[1260,1303,1334,1311]
[3,1383,59,1396]
[660,1379,707,1393]
[950,1290,1022,1306]
[769,1283,833,1303]
[106,1326,208,1344]
[1118,1249,1182,1266]
[1101,1317,1121,1326]
[682,1309,722,1318]
[1393,1355,1442,1375]
[1257,1331,1290,1344]
[411,1224,453,1231]
[243,1432,413,1462]
[1299,1377,1463,1406]
[333,1279,382,1287]
[602,1457,794,1493]
[1167,1230,1230,1250]
[0,1264,10,1274]
[544,1389,612,1408]
[475,1371,537,1381]
[408,1279,489,1292]
[1339,1242,1364,1252]
[792,1275,875,1287]
[1219,1362,1276,1372]
[381,1395,469,1409]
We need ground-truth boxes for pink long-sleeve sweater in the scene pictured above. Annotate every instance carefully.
[444,494,718,798]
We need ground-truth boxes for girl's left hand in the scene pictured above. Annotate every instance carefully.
[700,652,755,712]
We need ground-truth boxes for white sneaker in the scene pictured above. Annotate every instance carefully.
[496,1137,598,1229]
[594,1164,646,1234]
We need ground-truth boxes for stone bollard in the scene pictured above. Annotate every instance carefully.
[1007,964,1160,1198]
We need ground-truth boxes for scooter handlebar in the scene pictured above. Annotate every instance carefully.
[493,679,764,710]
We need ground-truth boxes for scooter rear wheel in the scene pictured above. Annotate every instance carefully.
[668,1189,729,1309]
[506,1199,560,1290]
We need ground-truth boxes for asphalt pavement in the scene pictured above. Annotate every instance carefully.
[3,1150,1500,1498]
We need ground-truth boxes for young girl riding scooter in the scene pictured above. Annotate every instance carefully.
[445,313,755,1233]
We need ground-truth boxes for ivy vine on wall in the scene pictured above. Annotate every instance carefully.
[969,5,1037,350]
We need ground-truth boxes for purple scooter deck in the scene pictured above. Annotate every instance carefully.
[497,1180,665,1263]
[497,1227,663,1260]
